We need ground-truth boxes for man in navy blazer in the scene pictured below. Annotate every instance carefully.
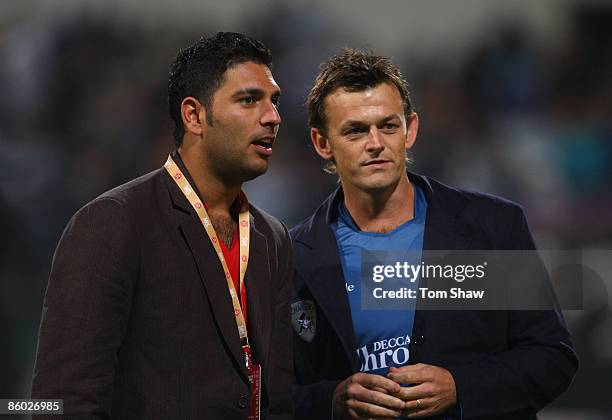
[290,49,577,419]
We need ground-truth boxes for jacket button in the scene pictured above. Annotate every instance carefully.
[237,395,249,409]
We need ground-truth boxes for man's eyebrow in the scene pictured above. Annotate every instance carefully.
[231,87,265,98]
[378,114,401,124]
[341,114,401,128]
[231,87,282,98]
[341,119,369,128]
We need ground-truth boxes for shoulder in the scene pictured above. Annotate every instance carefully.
[53,171,165,269]
[421,175,532,249]
[289,189,337,246]
[250,203,290,243]
[420,175,527,224]
[249,204,292,276]
[424,175,524,215]
[67,168,166,233]
[289,214,316,244]
[95,168,166,207]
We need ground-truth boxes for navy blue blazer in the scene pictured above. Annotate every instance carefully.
[290,173,578,420]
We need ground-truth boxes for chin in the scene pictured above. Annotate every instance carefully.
[361,182,394,193]
[240,163,269,182]
[359,174,398,192]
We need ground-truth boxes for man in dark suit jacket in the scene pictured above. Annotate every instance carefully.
[291,49,578,419]
[31,32,293,419]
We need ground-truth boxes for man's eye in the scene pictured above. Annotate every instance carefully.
[383,124,399,130]
[240,97,255,104]
[345,127,365,135]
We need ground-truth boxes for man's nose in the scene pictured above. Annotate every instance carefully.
[261,101,281,127]
[365,127,384,151]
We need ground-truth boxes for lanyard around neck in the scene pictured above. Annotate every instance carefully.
[164,155,251,345]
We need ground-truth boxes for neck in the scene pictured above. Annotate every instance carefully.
[342,173,414,232]
[177,146,241,213]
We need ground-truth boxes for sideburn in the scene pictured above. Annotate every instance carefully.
[205,108,214,126]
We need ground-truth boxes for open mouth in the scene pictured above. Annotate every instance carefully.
[251,137,274,156]
[252,138,273,148]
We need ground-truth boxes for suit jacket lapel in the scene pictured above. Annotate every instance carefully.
[164,155,249,380]
[295,189,359,371]
[179,215,248,378]
[245,216,272,376]
[303,239,359,371]
[411,173,474,337]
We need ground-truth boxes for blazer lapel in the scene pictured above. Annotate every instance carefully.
[411,174,475,337]
[165,161,249,380]
[303,241,358,371]
[245,216,272,375]
[295,190,359,371]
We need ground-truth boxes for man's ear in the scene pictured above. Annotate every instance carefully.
[181,97,207,137]
[405,112,419,151]
[311,128,334,161]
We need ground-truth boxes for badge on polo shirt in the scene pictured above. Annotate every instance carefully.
[291,300,316,342]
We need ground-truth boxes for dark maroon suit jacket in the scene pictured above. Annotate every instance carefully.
[31,153,293,419]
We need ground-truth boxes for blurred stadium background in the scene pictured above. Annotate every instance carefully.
[1,0,611,418]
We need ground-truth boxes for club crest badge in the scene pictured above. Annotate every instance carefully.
[291,300,316,342]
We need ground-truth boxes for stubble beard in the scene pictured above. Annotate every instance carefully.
[206,112,272,184]
[206,136,269,186]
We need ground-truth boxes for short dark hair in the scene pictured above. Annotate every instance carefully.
[307,48,413,136]
[167,32,273,146]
